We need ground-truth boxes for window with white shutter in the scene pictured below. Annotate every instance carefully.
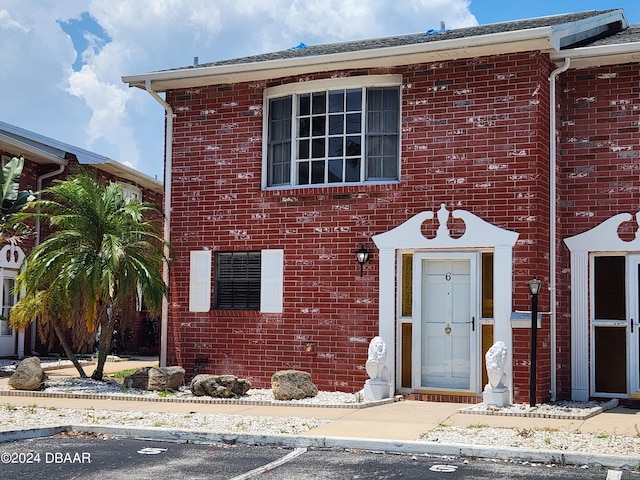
[189,250,212,312]
[189,249,284,313]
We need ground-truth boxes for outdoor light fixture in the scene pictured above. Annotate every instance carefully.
[527,276,542,407]
[527,276,543,296]
[355,245,370,277]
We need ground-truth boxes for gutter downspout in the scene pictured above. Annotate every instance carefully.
[35,163,66,245]
[31,163,66,354]
[548,57,570,402]
[144,79,174,368]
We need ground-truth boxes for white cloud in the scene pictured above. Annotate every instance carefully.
[0,9,30,32]
[0,0,477,179]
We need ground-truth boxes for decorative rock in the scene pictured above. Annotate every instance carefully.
[124,366,185,391]
[271,370,318,400]
[9,357,46,391]
[190,374,251,398]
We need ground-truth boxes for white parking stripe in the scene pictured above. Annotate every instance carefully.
[606,470,622,480]
[229,447,308,479]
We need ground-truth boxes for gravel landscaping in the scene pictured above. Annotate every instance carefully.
[1,358,639,458]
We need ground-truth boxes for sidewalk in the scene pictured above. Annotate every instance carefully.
[0,358,639,469]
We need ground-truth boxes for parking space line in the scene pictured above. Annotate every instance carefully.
[229,447,308,479]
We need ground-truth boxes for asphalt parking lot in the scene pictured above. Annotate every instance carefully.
[0,434,631,480]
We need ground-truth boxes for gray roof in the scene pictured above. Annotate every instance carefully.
[186,10,622,70]
[0,121,162,193]
[123,9,633,91]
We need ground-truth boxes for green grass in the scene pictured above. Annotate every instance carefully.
[110,368,139,380]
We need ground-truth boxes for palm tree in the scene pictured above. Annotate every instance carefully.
[10,172,169,380]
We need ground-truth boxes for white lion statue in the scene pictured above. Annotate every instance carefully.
[365,336,389,382]
[485,340,508,388]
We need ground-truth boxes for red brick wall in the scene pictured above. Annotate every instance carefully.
[166,51,555,400]
[556,63,640,399]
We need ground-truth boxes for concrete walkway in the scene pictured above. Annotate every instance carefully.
[0,358,638,468]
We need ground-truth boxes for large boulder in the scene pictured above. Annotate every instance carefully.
[190,374,251,398]
[9,357,46,391]
[271,370,318,400]
[124,366,185,391]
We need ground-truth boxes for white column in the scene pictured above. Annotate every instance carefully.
[378,247,396,398]
[17,331,24,359]
[570,250,589,401]
[494,245,514,403]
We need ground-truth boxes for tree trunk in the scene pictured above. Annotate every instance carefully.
[91,312,116,381]
[52,320,87,378]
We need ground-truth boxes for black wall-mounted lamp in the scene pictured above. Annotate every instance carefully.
[355,245,370,277]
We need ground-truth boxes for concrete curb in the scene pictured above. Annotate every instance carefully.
[0,426,68,443]
[2,425,636,470]
[0,389,398,409]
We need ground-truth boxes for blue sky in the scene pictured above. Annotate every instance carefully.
[0,1,638,181]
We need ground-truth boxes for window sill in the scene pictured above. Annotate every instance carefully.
[261,181,401,199]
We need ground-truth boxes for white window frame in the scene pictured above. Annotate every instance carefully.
[262,75,403,190]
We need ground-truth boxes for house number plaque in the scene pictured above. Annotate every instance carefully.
[445,272,452,281]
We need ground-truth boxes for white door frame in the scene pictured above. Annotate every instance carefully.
[413,252,479,393]
[373,204,519,400]
[565,212,640,400]
[0,244,24,358]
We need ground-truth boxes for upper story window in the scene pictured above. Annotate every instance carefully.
[263,75,401,189]
[117,182,142,203]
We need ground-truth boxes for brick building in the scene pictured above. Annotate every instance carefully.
[124,9,640,403]
[0,121,163,358]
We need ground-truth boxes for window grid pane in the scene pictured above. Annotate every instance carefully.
[267,97,292,186]
[295,88,364,185]
[366,87,400,181]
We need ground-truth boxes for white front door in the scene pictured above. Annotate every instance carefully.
[0,274,17,356]
[415,254,477,392]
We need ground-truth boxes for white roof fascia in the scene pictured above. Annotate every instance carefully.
[550,42,640,68]
[123,27,559,92]
[98,159,162,193]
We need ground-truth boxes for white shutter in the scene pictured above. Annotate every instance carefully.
[189,250,211,312]
[260,249,284,313]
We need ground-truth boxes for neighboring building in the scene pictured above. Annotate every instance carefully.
[0,121,163,358]
[123,9,640,403]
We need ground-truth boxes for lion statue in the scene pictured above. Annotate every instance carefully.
[485,340,508,388]
[365,336,389,382]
